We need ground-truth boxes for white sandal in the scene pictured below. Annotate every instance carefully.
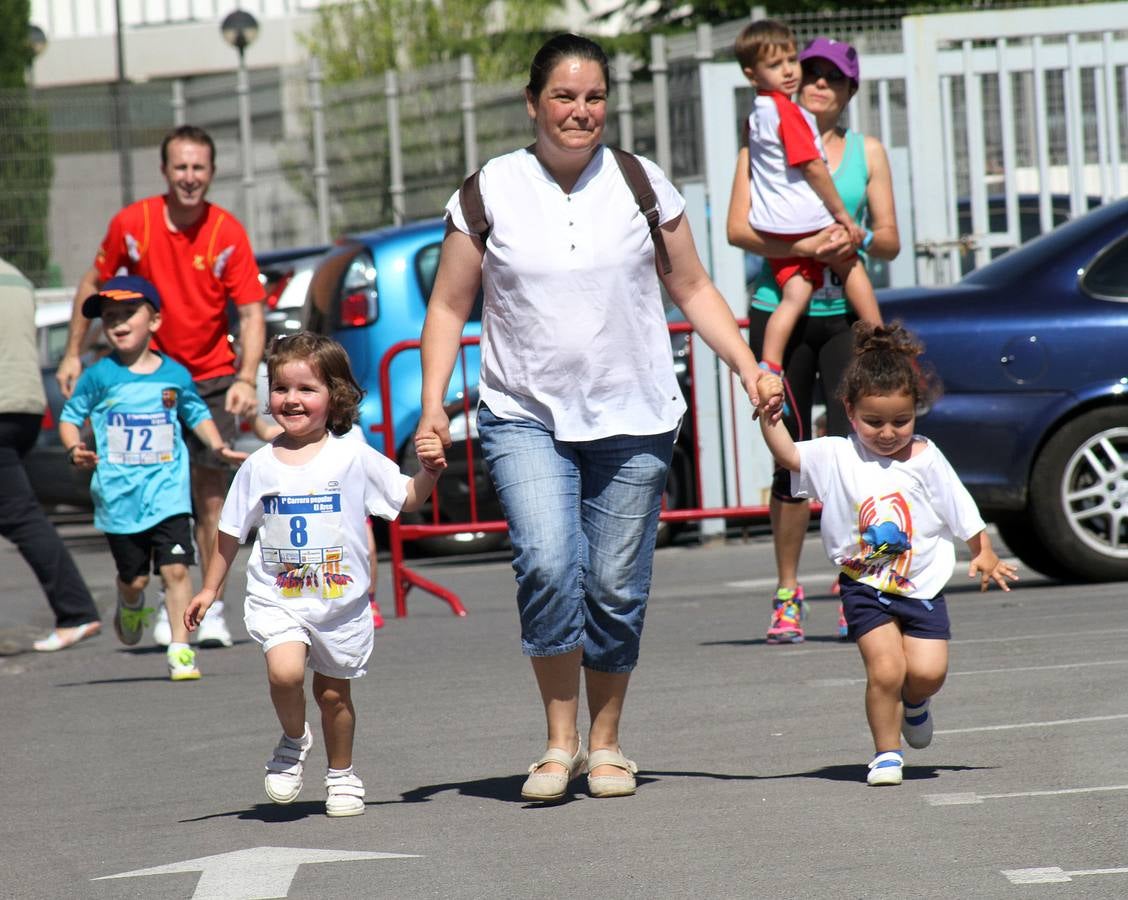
[33,621,101,652]
[587,748,638,798]
[325,771,366,817]
[521,743,587,802]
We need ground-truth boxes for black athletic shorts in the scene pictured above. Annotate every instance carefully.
[105,514,196,581]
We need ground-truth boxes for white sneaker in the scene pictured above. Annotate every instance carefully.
[325,770,366,817]
[152,603,172,647]
[167,646,201,681]
[196,599,233,648]
[867,751,904,786]
[265,723,313,804]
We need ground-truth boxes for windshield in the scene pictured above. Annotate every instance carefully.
[961,199,1128,288]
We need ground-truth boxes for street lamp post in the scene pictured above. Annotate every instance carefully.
[113,0,135,206]
[221,10,260,247]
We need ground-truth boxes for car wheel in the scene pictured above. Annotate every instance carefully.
[1028,408,1128,581]
[992,513,1072,580]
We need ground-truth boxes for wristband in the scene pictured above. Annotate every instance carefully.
[65,445,79,464]
[235,375,256,387]
[862,229,875,251]
[759,360,783,376]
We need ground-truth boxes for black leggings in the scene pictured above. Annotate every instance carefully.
[0,414,101,628]
[747,308,855,499]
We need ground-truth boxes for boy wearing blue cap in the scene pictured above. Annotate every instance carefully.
[59,275,245,680]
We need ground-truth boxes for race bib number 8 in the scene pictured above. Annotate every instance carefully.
[261,493,351,600]
[260,494,345,567]
[106,411,175,465]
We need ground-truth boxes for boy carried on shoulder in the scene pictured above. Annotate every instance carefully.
[735,21,882,384]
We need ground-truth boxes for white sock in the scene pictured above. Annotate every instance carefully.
[327,766,354,778]
[167,642,190,655]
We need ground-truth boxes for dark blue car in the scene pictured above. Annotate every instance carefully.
[881,197,1128,581]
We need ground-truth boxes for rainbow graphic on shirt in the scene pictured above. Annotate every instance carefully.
[840,491,916,593]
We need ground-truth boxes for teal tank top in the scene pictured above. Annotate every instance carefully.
[749,129,869,318]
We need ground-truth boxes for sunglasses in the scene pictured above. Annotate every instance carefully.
[802,63,849,85]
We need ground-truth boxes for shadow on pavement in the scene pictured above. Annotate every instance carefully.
[757,763,991,783]
[181,799,401,824]
[701,634,848,647]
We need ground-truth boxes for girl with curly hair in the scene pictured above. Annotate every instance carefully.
[759,321,1017,785]
[186,332,446,816]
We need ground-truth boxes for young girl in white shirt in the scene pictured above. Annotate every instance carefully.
[186,332,446,816]
[759,322,1017,786]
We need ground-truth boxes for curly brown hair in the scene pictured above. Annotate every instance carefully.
[836,321,942,411]
[266,332,364,436]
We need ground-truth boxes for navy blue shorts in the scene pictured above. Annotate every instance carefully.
[838,574,951,642]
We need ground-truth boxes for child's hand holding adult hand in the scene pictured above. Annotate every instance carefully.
[415,432,448,475]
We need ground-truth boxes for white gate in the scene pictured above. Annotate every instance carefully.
[694,1,1128,514]
[904,2,1128,284]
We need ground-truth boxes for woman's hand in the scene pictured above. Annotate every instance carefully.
[804,224,856,266]
[415,408,453,451]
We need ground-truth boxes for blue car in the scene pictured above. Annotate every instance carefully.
[305,218,500,555]
[879,196,1128,581]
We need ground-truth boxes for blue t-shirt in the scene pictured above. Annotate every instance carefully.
[61,353,210,534]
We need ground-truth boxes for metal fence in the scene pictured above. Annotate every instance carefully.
[8,0,1126,288]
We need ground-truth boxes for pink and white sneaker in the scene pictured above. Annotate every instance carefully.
[766,586,807,644]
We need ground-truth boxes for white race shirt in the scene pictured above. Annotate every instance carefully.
[220,433,409,626]
[746,92,836,235]
[793,435,986,599]
[445,146,687,442]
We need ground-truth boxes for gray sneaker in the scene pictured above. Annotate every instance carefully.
[902,698,934,749]
[113,589,152,646]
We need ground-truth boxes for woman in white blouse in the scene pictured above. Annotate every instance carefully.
[419,33,769,802]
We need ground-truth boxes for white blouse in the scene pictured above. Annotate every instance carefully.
[445,145,688,442]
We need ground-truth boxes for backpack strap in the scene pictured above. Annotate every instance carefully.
[458,169,490,243]
[609,145,672,276]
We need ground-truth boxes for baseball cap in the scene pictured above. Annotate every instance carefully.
[81,275,162,319]
[799,37,860,84]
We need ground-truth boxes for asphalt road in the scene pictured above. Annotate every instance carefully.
[2,523,1125,899]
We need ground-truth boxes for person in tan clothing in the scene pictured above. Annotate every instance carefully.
[0,257,102,651]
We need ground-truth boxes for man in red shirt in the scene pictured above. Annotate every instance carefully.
[58,125,265,648]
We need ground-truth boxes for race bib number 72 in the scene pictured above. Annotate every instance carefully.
[106,411,175,465]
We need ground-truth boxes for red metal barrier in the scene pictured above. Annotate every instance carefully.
[380,321,782,618]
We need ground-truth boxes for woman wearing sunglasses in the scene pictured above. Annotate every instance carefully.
[727,36,901,644]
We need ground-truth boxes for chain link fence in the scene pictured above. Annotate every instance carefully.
[10,0,1126,287]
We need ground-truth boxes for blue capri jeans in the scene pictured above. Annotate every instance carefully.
[477,404,675,673]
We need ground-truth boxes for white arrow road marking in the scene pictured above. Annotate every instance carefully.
[923,784,1128,806]
[1002,866,1128,885]
[92,846,419,899]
